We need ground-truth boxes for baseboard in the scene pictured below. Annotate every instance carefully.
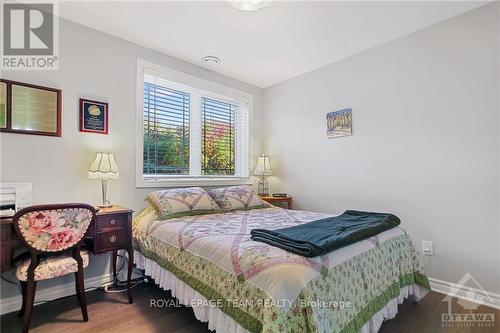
[429,277,500,310]
[0,273,113,315]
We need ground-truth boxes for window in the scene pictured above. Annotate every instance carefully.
[201,97,236,175]
[143,80,190,175]
[137,60,252,187]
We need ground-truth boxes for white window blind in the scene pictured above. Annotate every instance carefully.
[201,97,236,175]
[137,61,252,187]
[143,75,190,175]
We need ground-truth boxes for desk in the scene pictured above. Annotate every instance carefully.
[0,206,134,303]
[1,216,15,272]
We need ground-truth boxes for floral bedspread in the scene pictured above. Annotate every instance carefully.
[133,206,429,333]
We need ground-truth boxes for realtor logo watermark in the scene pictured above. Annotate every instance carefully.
[150,298,353,310]
[441,273,496,329]
[1,1,58,70]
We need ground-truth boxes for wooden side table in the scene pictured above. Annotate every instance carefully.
[85,205,134,303]
[260,196,293,209]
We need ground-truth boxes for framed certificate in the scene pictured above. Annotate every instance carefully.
[0,82,6,129]
[0,79,62,136]
[79,98,108,134]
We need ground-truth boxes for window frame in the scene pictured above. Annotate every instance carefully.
[136,59,253,188]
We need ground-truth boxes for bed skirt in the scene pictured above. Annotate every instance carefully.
[135,250,428,333]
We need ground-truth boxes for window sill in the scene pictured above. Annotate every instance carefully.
[136,177,253,188]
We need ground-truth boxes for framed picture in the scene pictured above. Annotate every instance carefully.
[0,82,6,129]
[0,79,62,136]
[327,108,352,139]
[79,98,108,134]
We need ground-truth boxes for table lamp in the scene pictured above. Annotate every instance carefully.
[253,154,272,196]
[88,153,119,208]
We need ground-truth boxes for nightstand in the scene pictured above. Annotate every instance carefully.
[85,205,134,303]
[261,196,293,209]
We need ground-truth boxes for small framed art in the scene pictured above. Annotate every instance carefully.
[327,108,352,139]
[79,98,108,134]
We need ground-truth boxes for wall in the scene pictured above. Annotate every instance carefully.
[1,1,498,313]
[264,3,500,294]
[0,18,264,308]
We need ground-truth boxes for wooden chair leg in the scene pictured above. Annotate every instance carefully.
[74,270,88,321]
[17,281,27,318]
[22,279,36,333]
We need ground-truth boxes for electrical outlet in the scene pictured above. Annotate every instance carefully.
[422,240,433,256]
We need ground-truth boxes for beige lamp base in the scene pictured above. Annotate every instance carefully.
[97,203,113,208]
[98,179,113,208]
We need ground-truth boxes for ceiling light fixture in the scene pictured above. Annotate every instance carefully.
[227,0,272,12]
[203,55,221,64]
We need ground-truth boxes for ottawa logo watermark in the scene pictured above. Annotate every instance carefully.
[441,272,496,329]
[1,1,59,70]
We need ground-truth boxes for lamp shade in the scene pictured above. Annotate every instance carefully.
[253,154,272,176]
[88,153,119,180]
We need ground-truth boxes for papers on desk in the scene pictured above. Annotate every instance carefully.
[0,208,15,217]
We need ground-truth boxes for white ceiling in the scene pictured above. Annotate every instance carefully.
[59,1,487,88]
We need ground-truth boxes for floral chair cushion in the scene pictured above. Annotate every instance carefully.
[17,208,93,252]
[15,250,90,281]
[208,185,270,210]
[146,187,220,219]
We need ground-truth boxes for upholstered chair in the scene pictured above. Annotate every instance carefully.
[13,204,96,333]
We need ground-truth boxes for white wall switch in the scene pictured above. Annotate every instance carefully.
[422,240,433,256]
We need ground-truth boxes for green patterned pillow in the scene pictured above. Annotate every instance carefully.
[146,187,220,219]
[208,185,270,210]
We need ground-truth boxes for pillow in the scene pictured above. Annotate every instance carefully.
[208,185,269,210]
[146,187,220,219]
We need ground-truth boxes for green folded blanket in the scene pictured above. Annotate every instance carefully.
[250,210,401,257]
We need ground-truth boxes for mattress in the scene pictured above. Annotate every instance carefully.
[133,206,430,333]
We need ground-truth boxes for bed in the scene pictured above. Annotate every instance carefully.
[133,205,429,333]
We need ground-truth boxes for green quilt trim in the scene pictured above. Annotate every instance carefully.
[145,202,271,221]
[157,209,222,220]
[414,272,431,289]
[138,246,264,333]
[138,242,429,333]
[340,272,430,333]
